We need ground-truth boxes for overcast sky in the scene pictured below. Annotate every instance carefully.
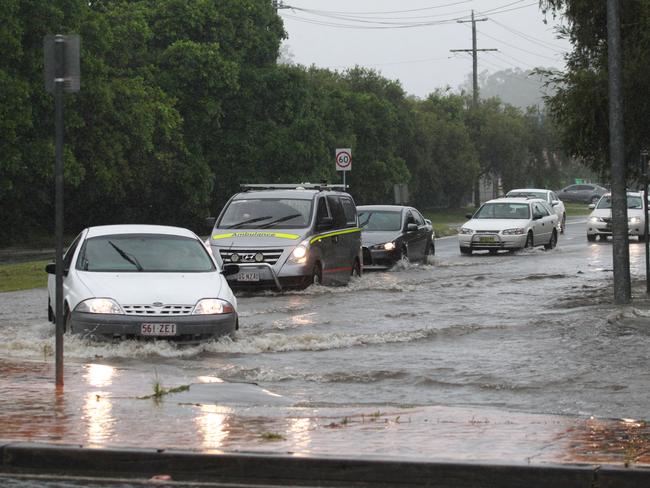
[278,0,570,98]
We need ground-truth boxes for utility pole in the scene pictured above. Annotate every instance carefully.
[607,0,631,304]
[450,10,497,207]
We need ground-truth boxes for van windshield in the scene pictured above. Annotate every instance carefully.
[218,198,313,229]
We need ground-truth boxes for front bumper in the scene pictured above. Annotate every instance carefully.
[69,311,237,343]
[362,246,401,269]
[587,222,643,237]
[226,262,313,290]
[458,233,527,251]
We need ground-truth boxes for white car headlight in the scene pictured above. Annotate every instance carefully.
[193,299,235,315]
[590,216,603,223]
[383,241,396,251]
[502,228,525,235]
[75,298,123,314]
[629,217,641,224]
[459,227,474,235]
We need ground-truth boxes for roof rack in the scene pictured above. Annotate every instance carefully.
[240,183,348,191]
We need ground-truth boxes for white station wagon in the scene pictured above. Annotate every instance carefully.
[458,197,559,255]
[46,225,240,343]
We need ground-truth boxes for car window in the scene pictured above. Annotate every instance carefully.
[564,185,578,191]
[596,195,643,209]
[358,210,401,231]
[412,209,425,226]
[506,191,547,200]
[63,232,83,270]
[217,198,312,229]
[405,210,417,227]
[326,195,347,229]
[340,197,358,227]
[77,234,215,272]
[316,196,331,223]
[534,202,550,217]
[551,192,559,201]
[474,202,530,219]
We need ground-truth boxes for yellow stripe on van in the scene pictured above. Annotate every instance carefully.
[310,228,361,245]
[212,231,300,240]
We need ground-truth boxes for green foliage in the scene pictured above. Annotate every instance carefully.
[541,0,650,180]
[0,1,574,245]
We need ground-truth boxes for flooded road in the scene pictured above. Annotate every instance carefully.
[2,219,650,463]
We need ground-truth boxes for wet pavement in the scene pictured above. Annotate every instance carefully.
[2,218,650,466]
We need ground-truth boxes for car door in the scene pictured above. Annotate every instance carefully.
[326,195,350,282]
[410,209,429,259]
[48,231,84,316]
[339,195,361,274]
[313,196,337,284]
[560,185,579,202]
[404,210,426,258]
[532,202,552,245]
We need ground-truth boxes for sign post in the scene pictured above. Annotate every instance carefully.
[335,148,352,188]
[44,34,80,387]
[642,149,649,294]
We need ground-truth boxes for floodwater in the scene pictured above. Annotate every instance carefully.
[2,219,650,464]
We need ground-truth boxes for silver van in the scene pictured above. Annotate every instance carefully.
[208,184,362,290]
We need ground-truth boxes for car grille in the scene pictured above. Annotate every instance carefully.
[219,249,283,265]
[122,304,194,316]
[474,230,500,234]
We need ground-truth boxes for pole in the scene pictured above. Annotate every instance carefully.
[471,10,478,107]
[643,149,650,294]
[343,171,346,189]
[607,0,631,304]
[54,35,65,386]
[450,12,496,207]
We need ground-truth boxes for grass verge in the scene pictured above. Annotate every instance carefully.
[564,203,592,217]
[423,208,474,237]
[0,260,49,293]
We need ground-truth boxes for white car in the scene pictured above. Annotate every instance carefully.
[459,198,559,255]
[586,192,646,242]
[505,188,566,233]
[46,225,240,342]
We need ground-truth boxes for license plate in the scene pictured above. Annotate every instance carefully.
[141,323,176,336]
[237,271,260,282]
[478,236,496,243]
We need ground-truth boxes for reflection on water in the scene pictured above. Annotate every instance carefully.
[84,363,116,388]
[195,404,232,452]
[84,392,113,446]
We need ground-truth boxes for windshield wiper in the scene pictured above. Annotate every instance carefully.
[258,214,302,228]
[225,216,273,229]
[108,241,143,271]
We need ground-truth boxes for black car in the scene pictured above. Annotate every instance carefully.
[556,183,608,204]
[357,205,434,269]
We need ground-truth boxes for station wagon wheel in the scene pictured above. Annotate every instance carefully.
[62,303,71,333]
[400,244,409,262]
[544,230,557,250]
[424,239,435,260]
[560,214,566,234]
[524,232,534,249]
[587,234,596,242]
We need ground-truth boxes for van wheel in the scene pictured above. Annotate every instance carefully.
[351,258,361,278]
[311,263,323,285]
[48,298,54,322]
[61,303,71,333]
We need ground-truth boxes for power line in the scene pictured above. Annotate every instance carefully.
[490,18,567,53]
[474,27,561,61]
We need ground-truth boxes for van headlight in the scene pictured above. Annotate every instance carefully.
[193,299,235,315]
[289,239,310,264]
[459,228,474,235]
[75,298,123,314]
[629,217,641,224]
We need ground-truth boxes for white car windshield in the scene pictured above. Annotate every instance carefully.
[596,195,643,209]
[473,202,530,220]
[77,234,215,272]
[218,198,313,229]
[358,211,402,231]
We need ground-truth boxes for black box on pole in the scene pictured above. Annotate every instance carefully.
[44,35,80,93]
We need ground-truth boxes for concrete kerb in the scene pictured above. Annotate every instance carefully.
[3,441,650,487]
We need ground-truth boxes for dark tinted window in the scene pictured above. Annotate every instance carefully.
[412,209,425,226]
[316,197,330,223]
[327,195,347,229]
[64,232,83,270]
[340,197,357,227]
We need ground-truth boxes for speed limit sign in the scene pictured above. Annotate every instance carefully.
[335,148,352,172]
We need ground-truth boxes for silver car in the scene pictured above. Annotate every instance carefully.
[209,184,362,290]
